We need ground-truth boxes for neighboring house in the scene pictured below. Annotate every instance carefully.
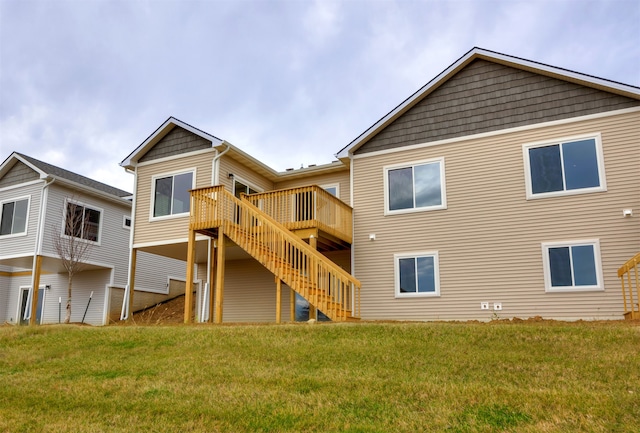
[0,152,186,325]
[121,47,639,323]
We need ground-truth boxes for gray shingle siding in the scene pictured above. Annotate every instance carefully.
[355,59,640,154]
[139,127,212,163]
[0,161,39,188]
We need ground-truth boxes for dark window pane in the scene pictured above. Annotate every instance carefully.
[414,163,442,208]
[572,245,597,286]
[562,139,600,190]
[1,202,14,235]
[530,145,563,194]
[234,180,247,198]
[399,258,416,293]
[13,199,28,234]
[154,177,173,217]
[84,208,100,241]
[66,203,83,238]
[549,247,572,286]
[389,167,413,211]
[173,173,192,214]
[324,186,337,196]
[416,256,436,292]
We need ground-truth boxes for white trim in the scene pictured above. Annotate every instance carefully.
[136,147,216,168]
[522,133,607,200]
[351,106,640,161]
[0,179,43,193]
[61,198,104,246]
[383,157,447,216]
[231,174,263,196]
[394,251,441,298]
[541,239,603,292]
[0,195,31,238]
[320,183,340,198]
[149,168,196,221]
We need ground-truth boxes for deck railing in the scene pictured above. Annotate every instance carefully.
[618,252,640,320]
[190,186,361,321]
[243,185,353,244]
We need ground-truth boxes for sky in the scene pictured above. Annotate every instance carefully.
[1,0,639,193]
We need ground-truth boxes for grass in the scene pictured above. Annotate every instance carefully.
[0,321,638,432]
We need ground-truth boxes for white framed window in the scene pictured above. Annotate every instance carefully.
[0,196,30,237]
[151,169,195,220]
[542,240,603,292]
[320,183,340,198]
[384,157,446,215]
[523,134,606,199]
[232,175,261,198]
[63,199,103,243]
[394,251,440,298]
[123,216,132,229]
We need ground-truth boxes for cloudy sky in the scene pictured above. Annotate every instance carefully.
[1,0,638,193]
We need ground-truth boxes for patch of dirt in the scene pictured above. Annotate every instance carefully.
[114,295,191,325]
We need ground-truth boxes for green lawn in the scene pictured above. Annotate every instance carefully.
[1,321,638,433]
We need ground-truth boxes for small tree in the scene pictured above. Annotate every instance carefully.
[52,198,95,323]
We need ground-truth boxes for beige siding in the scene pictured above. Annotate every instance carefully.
[275,169,351,204]
[352,110,640,321]
[218,155,275,194]
[133,150,216,246]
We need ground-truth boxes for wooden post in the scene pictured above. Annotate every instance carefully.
[184,229,196,324]
[275,277,282,324]
[215,229,226,324]
[208,239,216,323]
[29,255,43,326]
[127,248,137,321]
[308,235,317,321]
[290,288,296,322]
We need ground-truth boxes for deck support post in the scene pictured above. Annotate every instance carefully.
[275,277,282,324]
[215,229,226,324]
[127,248,137,322]
[29,255,43,326]
[208,239,216,323]
[290,288,296,322]
[184,229,196,324]
[308,235,317,321]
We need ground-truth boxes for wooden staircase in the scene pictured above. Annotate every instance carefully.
[190,186,361,321]
[618,252,640,320]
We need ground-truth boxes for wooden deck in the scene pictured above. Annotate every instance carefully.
[187,185,361,322]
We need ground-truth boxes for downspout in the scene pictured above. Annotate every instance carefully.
[123,167,137,320]
[29,176,55,323]
[212,141,231,185]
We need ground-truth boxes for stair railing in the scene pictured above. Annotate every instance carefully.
[618,252,640,320]
[191,186,360,320]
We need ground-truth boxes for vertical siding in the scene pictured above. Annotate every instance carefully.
[275,169,351,204]
[41,184,131,285]
[133,150,216,246]
[0,182,42,258]
[352,111,640,321]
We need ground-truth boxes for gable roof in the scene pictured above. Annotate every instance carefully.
[336,47,640,159]
[0,152,132,200]
[120,117,224,170]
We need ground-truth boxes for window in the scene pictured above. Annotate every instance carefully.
[233,178,259,199]
[123,216,131,229]
[0,197,29,236]
[152,171,194,218]
[524,135,606,199]
[394,252,440,297]
[542,240,603,292]
[64,201,102,242]
[321,184,339,197]
[384,158,446,215]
